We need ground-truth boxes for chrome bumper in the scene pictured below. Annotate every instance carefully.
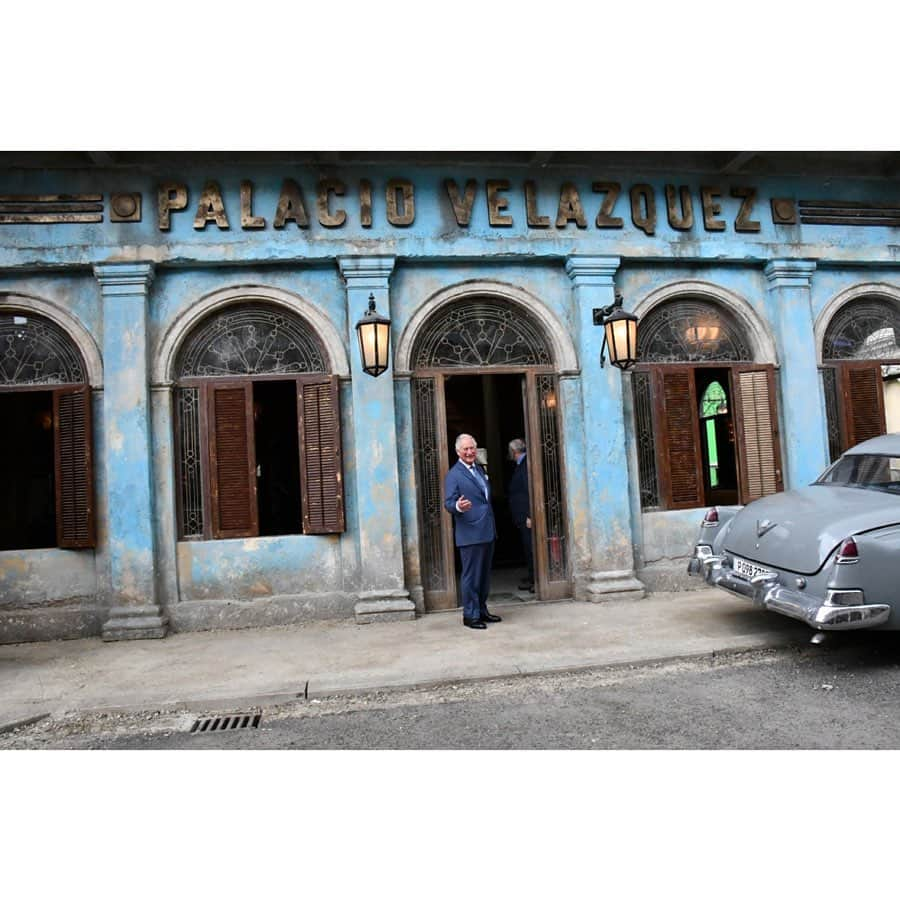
[692,554,891,631]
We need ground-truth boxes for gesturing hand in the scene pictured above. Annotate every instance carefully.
[458,494,473,511]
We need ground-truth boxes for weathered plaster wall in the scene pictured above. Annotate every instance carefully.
[171,534,349,631]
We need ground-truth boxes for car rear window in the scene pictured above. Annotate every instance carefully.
[816,454,900,493]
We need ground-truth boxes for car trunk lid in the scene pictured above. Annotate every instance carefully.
[724,485,900,575]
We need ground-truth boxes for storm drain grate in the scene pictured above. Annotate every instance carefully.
[190,713,262,734]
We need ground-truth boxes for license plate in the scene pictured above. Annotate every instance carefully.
[733,556,775,580]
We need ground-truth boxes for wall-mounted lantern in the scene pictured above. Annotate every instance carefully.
[593,291,639,369]
[355,293,391,377]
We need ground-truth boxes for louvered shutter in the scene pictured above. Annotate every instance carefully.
[53,386,96,548]
[207,382,258,538]
[841,363,886,448]
[653,367,704,509]
[298,377,345,534]
[732,365,783,503]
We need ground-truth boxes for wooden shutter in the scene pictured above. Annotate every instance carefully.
[652,367,704,509]
[841,363,886,448]
[732,365,783,503]
[53,385,96,548]
[207,381,258,538]
[298,377,345,534]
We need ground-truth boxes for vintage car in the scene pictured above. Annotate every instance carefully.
[688,432,900,633]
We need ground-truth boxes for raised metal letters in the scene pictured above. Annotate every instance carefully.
[556,183,587,228]
[240,181,265,229]
[593,182,623,228]
[525,181,550,227]
[487,180,513,227]
[445,179,477,226]
[273,179,309,229]
[386,179,415,226]
[630,184,656,236]
[359,179,373,228]
[157,183,188,231]
[665,185,694,231]
[731,186,760,232]
[317,178,347,228]
[701,186,726,232]
[193,182,229,230]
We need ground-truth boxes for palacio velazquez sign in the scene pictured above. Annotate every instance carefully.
[1,178,896,231]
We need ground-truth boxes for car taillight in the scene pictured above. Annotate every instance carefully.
[701,507,719,528]
[836,537,859,564]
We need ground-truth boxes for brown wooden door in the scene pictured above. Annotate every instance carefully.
[207,381,258,539]
[841,363,886,449]
[526,372,570,601]
[731,364,784,503]
[412,374,457,610]
[652,366,705,509]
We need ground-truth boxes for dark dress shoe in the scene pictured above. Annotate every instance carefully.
[518,580,534,591]
[463,618,487,629]
[482,612,502,623]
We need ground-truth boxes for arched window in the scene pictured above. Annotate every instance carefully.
[821,295,900,460]
[632,297,781,511]
[0,310,95,550]
[174,302,344,540]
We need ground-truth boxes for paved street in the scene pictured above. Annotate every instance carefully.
[6,633,900,749]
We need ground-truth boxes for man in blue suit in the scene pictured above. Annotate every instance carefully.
[443,433,502,630]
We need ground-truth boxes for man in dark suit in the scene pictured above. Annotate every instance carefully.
[507,438,534,592]
[443,433,502,630]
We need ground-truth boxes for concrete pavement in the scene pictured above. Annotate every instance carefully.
[0,587,812,732]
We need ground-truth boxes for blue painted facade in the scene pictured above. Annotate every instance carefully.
[0,158,897,641]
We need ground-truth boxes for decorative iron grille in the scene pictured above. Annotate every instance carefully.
[176,303,326,378]
[0,312,85,384]
[632,371,660,508]
[413,299,553,369]
[411,377,446,593]
[177,387,204,537]
[637,299,752,363]
[537,375,567,580]
[823,298,900,361]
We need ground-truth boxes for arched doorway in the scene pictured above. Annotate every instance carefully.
[410,296,570,610]
[632,295,783,510]
[821,292,900,460]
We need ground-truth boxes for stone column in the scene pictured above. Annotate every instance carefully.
[764,260,829,487]
[565,255,645,602]
[337,256,415,623]
[94,262,168,640]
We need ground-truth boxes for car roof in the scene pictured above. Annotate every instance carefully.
[844,432,900,455]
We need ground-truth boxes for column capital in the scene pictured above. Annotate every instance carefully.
[93,261,155,295]
[565,255,621,285]
[764,259,816,287]
[337,255,397,288]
